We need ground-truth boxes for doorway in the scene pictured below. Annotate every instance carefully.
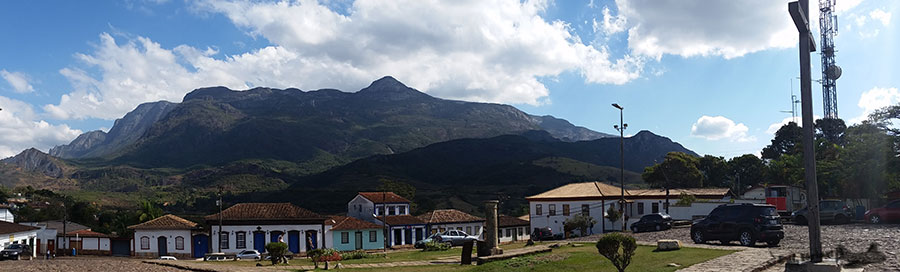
[157,237,168,256]
[354,232,363,250]
[305,230,318,251]
[287,231,300,254]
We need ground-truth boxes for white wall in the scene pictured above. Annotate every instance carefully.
[210,224,324,254]
[134,230,192,255]
[426,222,484,238]
[743,188,766,200]
[530,200,613,235]
[0,208,13,223]
[348,196,375,222]
[498,226,529,243]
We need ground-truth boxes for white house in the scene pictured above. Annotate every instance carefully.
[0,204,13,223]
[348,192,412,223]
[128,214,204,259]
[0,220,39,258]
[21,220,91,256]
[58,229,111,256]
[417,209,484,238]
[497,215,529,243]
[207,203,327,255]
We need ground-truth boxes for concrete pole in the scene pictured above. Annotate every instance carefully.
[483,200,502,255]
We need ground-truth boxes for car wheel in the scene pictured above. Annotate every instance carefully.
[444,241,453,247]
[767,239,781,247]
[692,230,706,244]
[738,230,756,247]
[236,257,241,260]
[834,214,848,225]
[631,226,638,233]
[655,225,661,231]
[869,214,881,224]
[794,216,807,225]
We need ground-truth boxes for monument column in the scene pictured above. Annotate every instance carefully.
[484,200,503,255]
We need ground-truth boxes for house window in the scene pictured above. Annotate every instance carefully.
[236,232,246,249]
[498,229,503,238]
[549,204,556,216]
[562,204,570,216]
[466,226,472,235]
[638,203,645,215]
[519,227,524,236]
[369,231,377,242]
[358,205,362,213]
[535,204,542,215]
[476,226,481,235]
[505,228,511,237]
[220,232,229,249]
[140,236,150,250]
[399,206,406,215]
[582,204,590,216]
[388,206,396,215]
[175,236,184,250]
[457,227,462,231]
[341,232,349,244]
[376,206,384,215]
[652,203,659,214]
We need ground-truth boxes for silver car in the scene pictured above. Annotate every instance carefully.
[792,200,853,225]
[235,250,261,260]
[430,230,479,247]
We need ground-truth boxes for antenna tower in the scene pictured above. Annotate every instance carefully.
[819,0,841,119]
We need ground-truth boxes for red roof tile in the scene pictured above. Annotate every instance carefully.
[358,192,410,204]
[61,229,110,238]
[204,203,323,221]
[329,216,382,231]
[498,215,529,228]
[417,209,484,224]
[376,215,425,226]
[128,214,200,230]
[0,221,38,235]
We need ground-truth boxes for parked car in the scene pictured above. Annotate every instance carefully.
[690,203,784,247]
[204,253,232,261]
[792,200,853,225]
[530,227,563,241]
[235,250,261,260]
[0,244,31,260]
[865,199,900,224]
[414,230,478,248]
[158,256,177,260]
[631,213,674,233]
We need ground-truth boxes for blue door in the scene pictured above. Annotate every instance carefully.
[305,230,318,250]
[253,232,266,252]
[192,235,209,258]
[157,237,168,256]
[270,231,284,243]
[288,231,300,254]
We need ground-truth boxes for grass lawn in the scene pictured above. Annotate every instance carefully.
[336,244,736,272]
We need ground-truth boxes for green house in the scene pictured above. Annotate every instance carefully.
[329,216,384,251]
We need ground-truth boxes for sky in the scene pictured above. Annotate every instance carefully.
[0,0,897,159]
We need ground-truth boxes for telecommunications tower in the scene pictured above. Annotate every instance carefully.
[819,0,841,119]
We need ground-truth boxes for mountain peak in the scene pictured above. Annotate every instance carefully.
[357,76,431,101]
[1,148,65,178]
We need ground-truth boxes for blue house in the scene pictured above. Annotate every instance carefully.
[328,216,383,251]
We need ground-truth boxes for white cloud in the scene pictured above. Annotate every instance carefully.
[0,70,35,93]
[0,96,82,158]
[598,6,627,36]
[610,0,796,59]
[691,115,755,142]
[850,86,900,124]
[869,9,892,26]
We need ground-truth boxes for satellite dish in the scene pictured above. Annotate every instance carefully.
[826,65,842,80]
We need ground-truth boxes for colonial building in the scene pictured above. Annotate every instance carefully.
[20,220,90,256]
[328,216,383,251]
[417,209,484,237]
[0,220,39,258]
[375,215,426,247]
[128,214,205,259]
[58,229,112,256]
[497,215,529,243]
[206,203,327,255]
[347,192,412,223]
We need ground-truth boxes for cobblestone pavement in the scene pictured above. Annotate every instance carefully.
[0,257,188,272]
[568,222,900,271]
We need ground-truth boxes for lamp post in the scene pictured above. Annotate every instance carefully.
[789,0,823,263]
[612,103,627,232]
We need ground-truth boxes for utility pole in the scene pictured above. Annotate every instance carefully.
[216,188,223,253]
[612,103,627,232]
[789,0,823,262]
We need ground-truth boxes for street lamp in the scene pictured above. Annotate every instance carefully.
[789,0,823,263]
[612,103,627,232]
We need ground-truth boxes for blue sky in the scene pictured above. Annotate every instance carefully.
[0,0,897,159]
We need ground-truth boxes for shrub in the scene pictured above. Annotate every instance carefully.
[564,213,597,237]
[676,192,697,206]
[264,242,289,265]
[341,250,375,260]
[422,240,451,251]
[307,248,342,268]
[605,206,622,224]
[596,233,637,272]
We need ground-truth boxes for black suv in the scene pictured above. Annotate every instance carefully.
[631,213,673,233]
[1,243,32,260]
[690,204,784,247]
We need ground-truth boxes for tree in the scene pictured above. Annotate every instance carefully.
[697,155,731,188]
[642,152,704,188]
[839,123,896,199]
[605,206,621,226]
[815,118,847,145]
[137,201,163,223]
[728,154,766,196]
[762,122,802,160]
[376,179,415,201]
[596,233,637,272]
[564,214,597,237]
[265,242,290,265]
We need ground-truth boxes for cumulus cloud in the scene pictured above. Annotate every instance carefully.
[608,0,796,59]
[597,6,627,36]
[869,9,892,26]
[1,70,35,93]
[0,96,82,158]
[850,86,900,124]
[691,115,755,142]
[847,8,892,38]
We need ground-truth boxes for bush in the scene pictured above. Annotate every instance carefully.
[264,242,289,265]
[341,250,375,260]
[564,213,597,237]
[422,240,451,251]
[606,206,622,224]
[307,248,342,268]
[596,233,637,272]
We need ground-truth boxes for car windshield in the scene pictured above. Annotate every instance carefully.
[5,244,22,249]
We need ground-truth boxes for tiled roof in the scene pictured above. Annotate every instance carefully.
[22,220,90,232]
[517,214,529,221]
[61,229,110,238]
[417,209,484,224]
[629,188,731,198]
[329,216,382,231]
[498,215,529,228]
[0,221,38,235]
[376,215,425,226]
[358,192,410,204]
[204,203,323,221]
[526,182,628,200]
[128,214,200,230]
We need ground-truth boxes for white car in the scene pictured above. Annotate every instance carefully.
[236,250,261,260]
[158,256,177,260]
